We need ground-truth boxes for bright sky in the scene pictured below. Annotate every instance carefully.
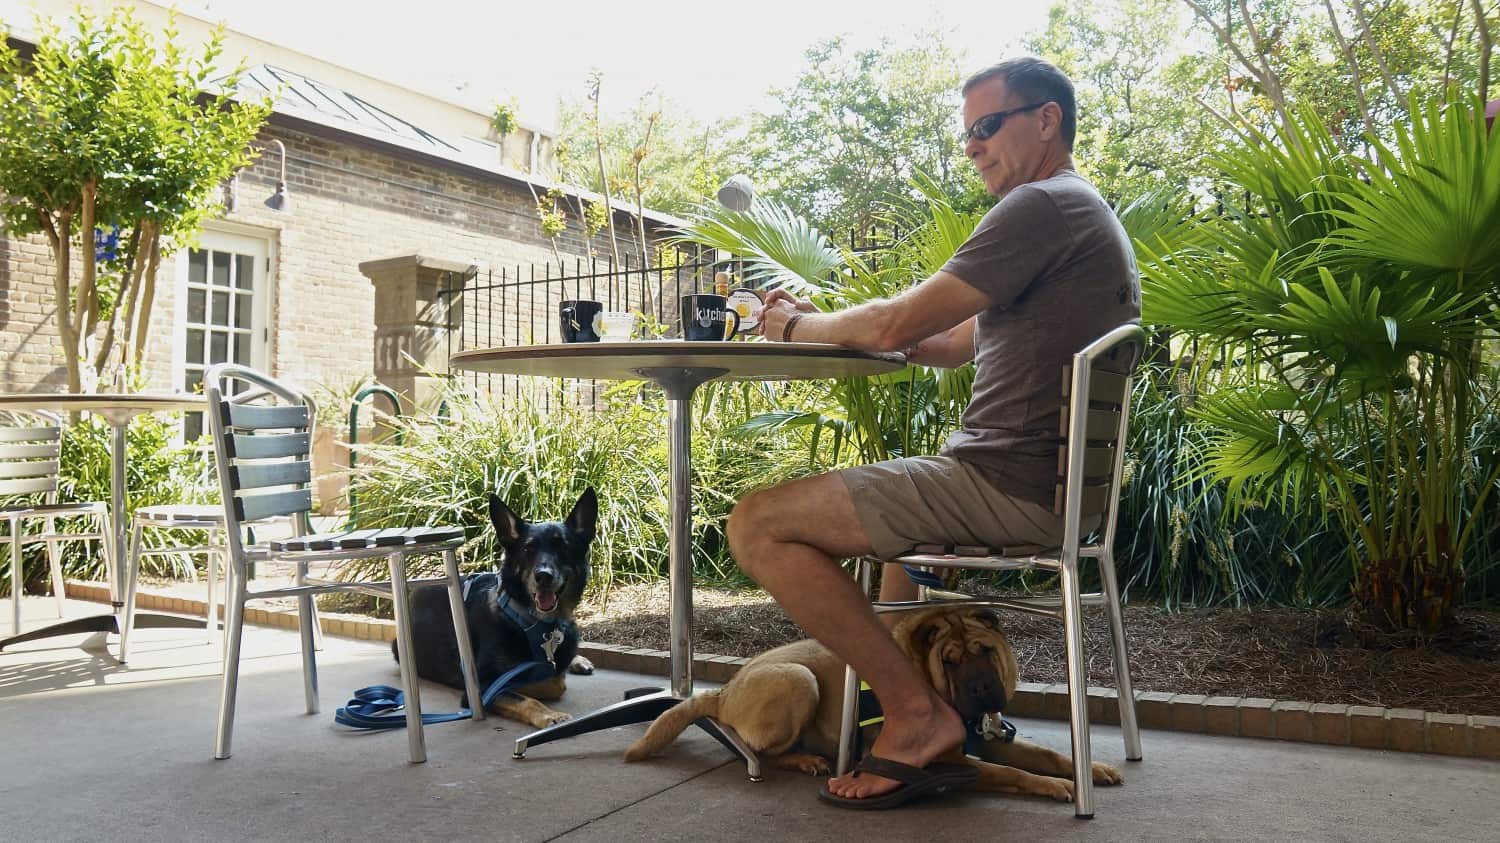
[184,0,1051,130]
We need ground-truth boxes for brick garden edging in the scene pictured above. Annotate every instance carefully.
[73,580,1500,761]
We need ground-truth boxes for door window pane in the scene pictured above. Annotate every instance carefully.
[212,291,229,324]
[189,250,206,285]
[235,254,255,289]
[234,291,252,329]
[212,252,230,287]
[188,289,206,322]
[186,329,204,364]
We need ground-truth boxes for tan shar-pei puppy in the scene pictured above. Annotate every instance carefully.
[624,606,1123,803]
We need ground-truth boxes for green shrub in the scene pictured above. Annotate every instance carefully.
[339,377,807,596]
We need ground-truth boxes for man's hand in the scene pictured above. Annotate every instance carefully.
[756,289,815,342]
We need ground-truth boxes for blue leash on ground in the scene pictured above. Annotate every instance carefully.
[334,659,553,729]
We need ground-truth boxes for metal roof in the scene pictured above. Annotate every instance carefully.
[226,64,685,228]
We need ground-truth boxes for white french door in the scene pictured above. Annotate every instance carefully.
[175,228,271,442]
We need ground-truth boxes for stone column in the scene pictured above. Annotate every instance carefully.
[359,254,472,414]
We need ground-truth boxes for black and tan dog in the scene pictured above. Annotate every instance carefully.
[399,489,597,728]
[624,607,1122,804]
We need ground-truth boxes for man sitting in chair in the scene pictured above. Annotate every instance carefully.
[730,56,1141,808]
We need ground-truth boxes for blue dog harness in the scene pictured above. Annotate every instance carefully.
[333,572,569,730]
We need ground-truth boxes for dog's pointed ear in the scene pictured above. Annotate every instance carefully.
[566,487,598,542]
[489,493,525,544]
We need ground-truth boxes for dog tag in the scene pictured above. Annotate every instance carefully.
[541,629,564,666]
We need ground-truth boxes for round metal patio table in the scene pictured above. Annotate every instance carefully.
[0,393,208,659]
[449,340,905,778]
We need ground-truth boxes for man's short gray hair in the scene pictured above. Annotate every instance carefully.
[963,57,1077,151]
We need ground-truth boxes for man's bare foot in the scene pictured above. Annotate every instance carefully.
[825,695,965,800]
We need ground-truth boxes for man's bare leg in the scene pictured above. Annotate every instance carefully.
[727,473,965,800]
[878,562,919,628]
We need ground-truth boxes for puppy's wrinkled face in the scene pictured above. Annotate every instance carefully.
[489,488,597,619]
[897,608,1019,721]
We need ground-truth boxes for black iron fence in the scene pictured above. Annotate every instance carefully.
[439,234,889,405]
[438,246,729,402]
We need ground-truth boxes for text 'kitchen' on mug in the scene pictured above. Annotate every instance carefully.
[681,294,741,341]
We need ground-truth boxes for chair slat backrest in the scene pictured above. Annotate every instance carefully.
[0,426,62,498]
[204,365,317,564]
[1054,324,1147,545]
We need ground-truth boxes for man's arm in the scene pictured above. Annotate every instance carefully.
[760,270,990,354]
[904,317,977,367]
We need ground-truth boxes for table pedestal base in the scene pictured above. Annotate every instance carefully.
[512,688,763,781]
[0,611,206,655]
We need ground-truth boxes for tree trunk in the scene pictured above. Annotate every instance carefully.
[73,180,102,387]
[1355,528,1461,634]
[130,226,163,367]
[38,209,82,393]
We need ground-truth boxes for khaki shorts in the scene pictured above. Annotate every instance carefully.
[837,455,1066,561]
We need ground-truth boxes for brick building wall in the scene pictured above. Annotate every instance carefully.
[0,117,673,398]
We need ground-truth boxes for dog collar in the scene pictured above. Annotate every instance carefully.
[856,681,1015,756]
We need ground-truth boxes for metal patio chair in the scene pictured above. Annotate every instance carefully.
[835,323,1148,818]
[203,363,484,763]
[119,503,229,662]
[2,414,113,637]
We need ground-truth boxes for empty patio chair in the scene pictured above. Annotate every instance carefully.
[119,503,229,662]
[2,414,113,636]
[203,363,484,763]
[835,323,1147,818]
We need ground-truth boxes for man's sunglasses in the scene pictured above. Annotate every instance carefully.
[963,102,1048,141]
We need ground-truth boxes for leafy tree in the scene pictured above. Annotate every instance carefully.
[1027,0,1225,201]
[556,89,744,218]
[0,8,267,392]
[746,34,976,236]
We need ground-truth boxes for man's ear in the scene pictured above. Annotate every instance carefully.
[566,487,598,542]
[489,493,524,544]
[1038,101,1062,143]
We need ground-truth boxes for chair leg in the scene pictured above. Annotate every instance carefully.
[442,549,484,721]
[1098,548,1142,761]
[388,551,427,763]
[9,519,21,635]
[835,556,876,776]
[295,561,319,714]
[119,520,144,664]
[215,563,248,760]
[1060,553,1095,818]
[46,516,66,618]
[205,530,219,646]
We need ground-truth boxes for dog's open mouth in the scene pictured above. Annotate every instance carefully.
[533,591,559,614]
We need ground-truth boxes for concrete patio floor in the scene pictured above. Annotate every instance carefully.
[2,596,1494,843]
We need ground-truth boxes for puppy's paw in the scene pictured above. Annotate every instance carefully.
[1039,776,1075,802]
[568,655,595,675]
[622,741,652,762]
[773,752,830,777]
[1093,761,1124,785]
[536,710,572,728]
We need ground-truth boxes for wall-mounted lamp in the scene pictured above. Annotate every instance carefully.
[264,139,290,212]
[716,173,754,212]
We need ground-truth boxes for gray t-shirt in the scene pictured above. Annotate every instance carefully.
[938,169,1140,510]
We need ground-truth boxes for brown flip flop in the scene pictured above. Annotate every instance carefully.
[817,755,979,810]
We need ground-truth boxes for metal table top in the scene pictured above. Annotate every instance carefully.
[448,340,906,382]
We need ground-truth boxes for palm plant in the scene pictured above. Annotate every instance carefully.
[668,180,978,468]
[1139,93,1500,632]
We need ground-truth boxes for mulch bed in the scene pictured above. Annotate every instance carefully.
[574,583,1500,718]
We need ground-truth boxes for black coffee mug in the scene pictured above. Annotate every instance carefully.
[560,299,603,343]
[681,294,741,341]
